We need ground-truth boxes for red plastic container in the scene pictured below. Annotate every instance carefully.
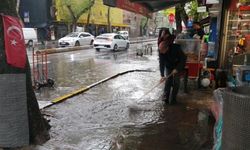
[185,62,203,78]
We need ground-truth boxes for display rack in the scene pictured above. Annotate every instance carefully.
[223,4,250,74]
[225,6,250,65]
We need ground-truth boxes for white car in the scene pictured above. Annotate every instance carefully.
[22,28,38,46]
[117,30,129,40]
[93,33,130,51]
[58,32,94,47]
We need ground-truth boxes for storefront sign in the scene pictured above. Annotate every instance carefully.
[117,0,152,17]
[197,6,207,12]
[24,12,30,23]
[206,0,219,4]
[103,0,152,17]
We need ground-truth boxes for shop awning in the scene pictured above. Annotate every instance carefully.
[129,0,192,12]
[112,23,129,27]
[103,0,192,16]
[103,0,152,17]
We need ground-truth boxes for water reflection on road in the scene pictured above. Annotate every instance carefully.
[34,42,156,101]
[35,42,213,150]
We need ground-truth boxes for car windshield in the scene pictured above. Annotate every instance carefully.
[118,31,127,34]
[96,34,113,39]
[66,32,79,37]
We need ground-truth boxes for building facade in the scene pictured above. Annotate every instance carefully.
[19,0,157,40]
[55,0,128,37]
[19,0,54,41]
[123,10,142,37]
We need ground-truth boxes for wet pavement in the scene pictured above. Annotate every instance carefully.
[23,40,214,150]
[28,41,158,102]
[34,73,214,150]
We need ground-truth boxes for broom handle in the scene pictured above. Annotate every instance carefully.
[137,73,173,101]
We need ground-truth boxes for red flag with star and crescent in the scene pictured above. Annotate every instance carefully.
[2,15,26,68]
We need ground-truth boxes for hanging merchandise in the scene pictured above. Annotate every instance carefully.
[1,14,26,69]
[238,37,245,46]
[238,37,246,53]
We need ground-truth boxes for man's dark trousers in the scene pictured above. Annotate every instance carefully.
[164,70,180,104]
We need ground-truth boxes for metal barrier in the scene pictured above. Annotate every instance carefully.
[32,48,54,89]
[222,87,250,150]
[136,37,153,56]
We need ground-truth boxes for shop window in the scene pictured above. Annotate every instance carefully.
[223,1,250,68]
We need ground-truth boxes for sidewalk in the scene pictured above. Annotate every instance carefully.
[36,71,214,149]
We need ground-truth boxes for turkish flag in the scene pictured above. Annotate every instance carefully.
[2,15,26,68]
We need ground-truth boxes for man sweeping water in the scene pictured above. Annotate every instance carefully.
[158,29,187,105]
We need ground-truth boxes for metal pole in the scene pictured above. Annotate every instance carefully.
[45,52,48,81]
[36,51,39,82]
[32,47,35,85]
[218,0,231,68]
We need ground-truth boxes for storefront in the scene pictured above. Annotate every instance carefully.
[219,0,250,71]
[91,23,129,36]
[211,1,250,149]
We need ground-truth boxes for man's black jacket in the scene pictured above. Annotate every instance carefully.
[159,43,187,77]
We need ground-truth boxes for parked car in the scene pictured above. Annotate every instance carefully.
[117,30,129,39]
[58,32,94,47]
[93,33,130,51]
[22,28,38,46]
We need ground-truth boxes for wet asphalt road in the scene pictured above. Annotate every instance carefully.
[38,71,167,150]
[26,41,213,150]
[28,41,158,102]
[33,41,169,149]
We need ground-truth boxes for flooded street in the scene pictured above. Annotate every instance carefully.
[39,71,165,149]
[27,41,213,150]
[37,72,213,150]
[31,42,157,101]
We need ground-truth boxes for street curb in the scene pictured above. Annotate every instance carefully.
[37,45,91,54]
[130,38,157,44]
[37,39,157,54]
[41,69,153,109]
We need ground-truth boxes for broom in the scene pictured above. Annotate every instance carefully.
[127,73,173,110]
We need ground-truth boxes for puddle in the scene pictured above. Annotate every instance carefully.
[38,71,214,150]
